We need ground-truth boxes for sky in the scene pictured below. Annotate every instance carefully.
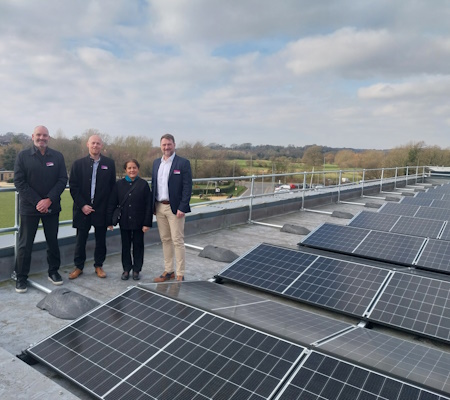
[1,1,450,150]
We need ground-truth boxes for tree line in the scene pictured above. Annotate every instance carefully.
[1,129,449,180]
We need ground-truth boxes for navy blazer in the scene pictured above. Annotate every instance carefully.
[69,154,116,228]
[151,154,192,215]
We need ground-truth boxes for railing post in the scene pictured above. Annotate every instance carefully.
[406,166,409,185]
[380,168,384,192]
[394,167,398,189]
[361,169,366,196]
[302,171,306,210]
[248,175,256,222]
[337,170,342,203]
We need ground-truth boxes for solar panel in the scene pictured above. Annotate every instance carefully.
[415,207,450,221]
[27,286,306,400]
[283,257,391,316]
[368,272,450,343]
[389,216,444,239]
[415,239,450,273]
[353,230,426,265]
[379,202,420,217]
[150,281,354,347]
[348,210,399,231]
[318,327,450,395]
[275,351,449,400]
[400,197,434,207]
[416,191,445,200]
[431,199,450,209]
[218,243,318,292]
[348,212,444,239]
[301,223,369,253]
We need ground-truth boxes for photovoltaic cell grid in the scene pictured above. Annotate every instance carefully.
[301,223,425,266]
[151,281,353,347]
[301,223,369,253]
[431,199,450,209]
[348,211,444,239]
[27,287,306,400]
[369,272,450,343]
[415,207,450,221]
[353,230,426,265]
[416,191,445,200]
[275,351,449,400]
[379,202,420,217]
[400,197,434,207]
[218,243,318,293]
[348,210,399,231]
[389,216,444,239]
[283,257,390,316]
[415,239,450,273]
[143,282,450,397]
[318,327,450,395]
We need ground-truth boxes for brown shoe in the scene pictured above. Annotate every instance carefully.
[95,266,107,278]
[68,268,83,280]
[176,275,185,281]
[153,271,175,283]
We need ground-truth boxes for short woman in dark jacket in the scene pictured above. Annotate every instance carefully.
[107,159,152,280]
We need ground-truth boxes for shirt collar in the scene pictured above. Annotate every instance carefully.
[161,152,175,163]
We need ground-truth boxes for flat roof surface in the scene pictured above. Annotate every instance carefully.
[1,179,449,399]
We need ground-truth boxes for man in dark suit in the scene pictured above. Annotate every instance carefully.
[13,125,68,293]
[68,135,116,279]
[152,133,192,282]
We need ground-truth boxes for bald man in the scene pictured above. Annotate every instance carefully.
[13,125,68,293]
[69,135,116,279]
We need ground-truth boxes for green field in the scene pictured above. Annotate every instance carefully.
[0,185,248,229]
[0,189,74,229]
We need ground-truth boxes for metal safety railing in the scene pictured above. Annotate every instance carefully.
[0,165,431,254]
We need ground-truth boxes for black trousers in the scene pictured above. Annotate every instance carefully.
[74,224,107,270]
[15,213,60,281]
[120,229,144,272]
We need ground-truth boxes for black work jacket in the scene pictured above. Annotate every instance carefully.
[69,154,116,228]
[14,146,68,216]
[107,177,153,230]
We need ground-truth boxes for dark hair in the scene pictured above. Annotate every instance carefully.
[160,133,175,143]
[123,159,140,170]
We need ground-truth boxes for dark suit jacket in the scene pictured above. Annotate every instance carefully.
[152,154,192,215]
[69,154,116,228]
[14,146,67,216]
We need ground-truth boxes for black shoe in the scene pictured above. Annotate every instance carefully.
[121,271,129,281]
[48,272,63,285]
[15,280,27,293]
[133,272,140,281]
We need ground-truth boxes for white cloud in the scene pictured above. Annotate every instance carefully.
[0,1,450,149]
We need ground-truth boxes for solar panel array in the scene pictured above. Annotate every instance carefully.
[28,286,306,400]
[27,282,450,399]
[368,272,450,342]
[349,211,445,239]
[301,222,450,273]
[153,281,354,347]
[218,243,450,345]
[317,328,450,395]
[156,281,450,396]
[275,351,448,400]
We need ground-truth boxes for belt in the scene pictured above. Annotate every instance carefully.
[158,200,170,205]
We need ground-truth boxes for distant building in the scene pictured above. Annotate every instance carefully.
[0,170,14,182]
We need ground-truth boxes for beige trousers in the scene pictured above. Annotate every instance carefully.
[155,202,186,277]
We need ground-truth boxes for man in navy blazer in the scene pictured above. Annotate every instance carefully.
[152,133,192,282]
[68,135,116,279]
